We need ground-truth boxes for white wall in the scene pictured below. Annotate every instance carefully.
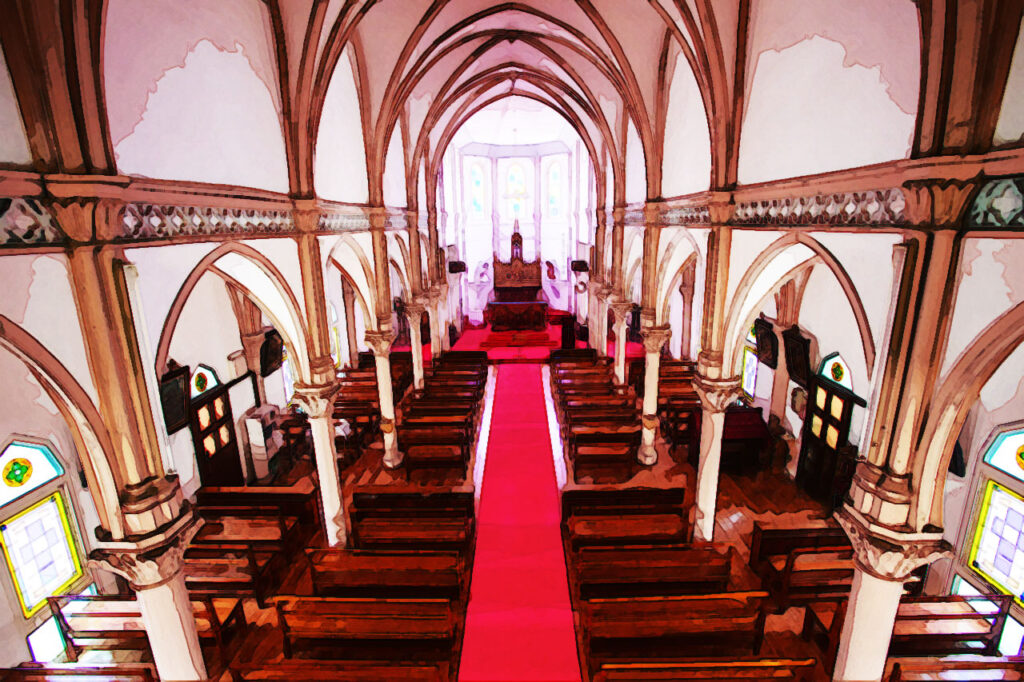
[661,54,711,198]
[315,48,370,203]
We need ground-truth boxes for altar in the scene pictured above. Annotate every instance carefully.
[485,227,547,331]
[486,300,548,332]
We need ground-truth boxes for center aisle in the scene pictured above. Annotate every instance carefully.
[459,364,581,681]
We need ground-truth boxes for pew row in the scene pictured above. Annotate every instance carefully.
[592,657,816,681]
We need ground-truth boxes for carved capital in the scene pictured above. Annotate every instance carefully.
[836,505,951,581]
[640,324,671,354]
[609,300,633,325]
[292,381,341,419]
[90,508,201,590]
[364,327,396,356]
[693,374,741,413]
[404,301,426,321]
[292,199,321,233]
[706,191,735,225]
[901,178,979,228]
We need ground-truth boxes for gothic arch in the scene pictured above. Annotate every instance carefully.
[915,300,1024,531]
[723,234,877,378]
[0,315,124,539]
[153,242,312,382]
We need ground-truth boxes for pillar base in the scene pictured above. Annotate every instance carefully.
[637,442,657,466]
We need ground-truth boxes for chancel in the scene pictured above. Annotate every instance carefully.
[0,2,1024,681]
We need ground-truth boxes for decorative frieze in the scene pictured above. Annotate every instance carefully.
[968,177,1024,227]
[319,209,371,232]
[0,197,64,245]
[661,205,711,226]
[732,188,906,227]
[121,203,292,240]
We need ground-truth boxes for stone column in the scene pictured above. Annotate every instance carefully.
[692,375,741,541]
[405,301,426,389]
[240,330,268,404]
[428,286,444,358]
[638,325,671,465]
[292,384,346,546]
[610,300,632,385]
[92,517,207,682]
[832,507,950,681]
[341,278,360,367]
[366,328,402,468]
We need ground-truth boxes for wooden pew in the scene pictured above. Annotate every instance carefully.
[193,507,302,555]
[886,656,1024,680]
[748,523,849,576]
[583,591,770,667]
[184,543,287,607]
[230,660,447,681]
[803,594,1013,673]
[195,479,318,527]
[593,657,816,681]
[574,543,732,599]
[272,596,454,662]
[2,663,159,681]
[762,546,855,612]
[350,489,475,552]
[47,594,245,663]
[562,488,688,549]
[307,548,462,600]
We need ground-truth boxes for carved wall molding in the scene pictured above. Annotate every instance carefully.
[320,209,371,232]
[836,505,951,582]
[0,197,65,245]
[661,205,711,226]
[732,188,907,227]
[121,203,293,240]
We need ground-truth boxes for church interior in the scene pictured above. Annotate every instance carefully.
[1,1,1024,680]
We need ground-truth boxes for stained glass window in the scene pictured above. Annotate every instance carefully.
[819,353,853,390]
[329,303,341,368]
[547,160,563,218]
[506,163,527,218]
[0,442,64,509]
[189,365,219,398]
[0,491,83,617]
[470,162,486,215]
[281,347,295,403]
[968,480,1024,606]
[983,428,1024,485]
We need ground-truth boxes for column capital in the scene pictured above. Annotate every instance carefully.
[90,507,201,590]
[693,374,741,413]
[364,326,396,356]
[609,299,633,324]
[404,300,427,317]
[640,324,671,354]
[292,381,341,419]
[901,178,978,227]
[836,504,951,582]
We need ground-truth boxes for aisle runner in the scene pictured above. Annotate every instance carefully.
[459,364,581,681]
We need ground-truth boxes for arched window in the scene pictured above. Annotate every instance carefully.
[329,303,342,368]
[470,162,486,216]
[741,325,758,401]
[0,439,89,661]
[281,346,296,403]
[546,159,564,219]
[506,163,527,218]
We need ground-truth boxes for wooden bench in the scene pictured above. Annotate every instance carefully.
[574,543,732,599]
[803,594,1013,673]
[307,548,463,600]
[762,546,855,612]
[192,508,301,555]
[885,656,1024,680]
[562,487,688,549]
[593,657,816,680]
[230,660,448,681]
[195,479,318,526]
[350,490,475,552]
[584,591,770,667]
[272,596,454,661]
[2,663,159,681]
[748,523,849,576]
[184,542,286,607]
[47,594,245,662]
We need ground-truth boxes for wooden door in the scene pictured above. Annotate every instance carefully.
[190,385,244,486]
[796,377,865,509]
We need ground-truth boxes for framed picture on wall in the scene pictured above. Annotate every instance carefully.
[753,317,778,369]
[782,325,812,388]
[260,330,284,377]
[158,365,190,434]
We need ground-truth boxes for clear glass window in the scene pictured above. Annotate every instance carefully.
[0,491,83,617]
[741,347,758,400]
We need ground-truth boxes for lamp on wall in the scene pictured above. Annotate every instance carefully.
[449,261,467,273]
[571,260,589,273]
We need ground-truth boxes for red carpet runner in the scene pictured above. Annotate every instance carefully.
[459,364,581,681]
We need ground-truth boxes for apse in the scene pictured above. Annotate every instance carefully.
[443,96,593,322]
